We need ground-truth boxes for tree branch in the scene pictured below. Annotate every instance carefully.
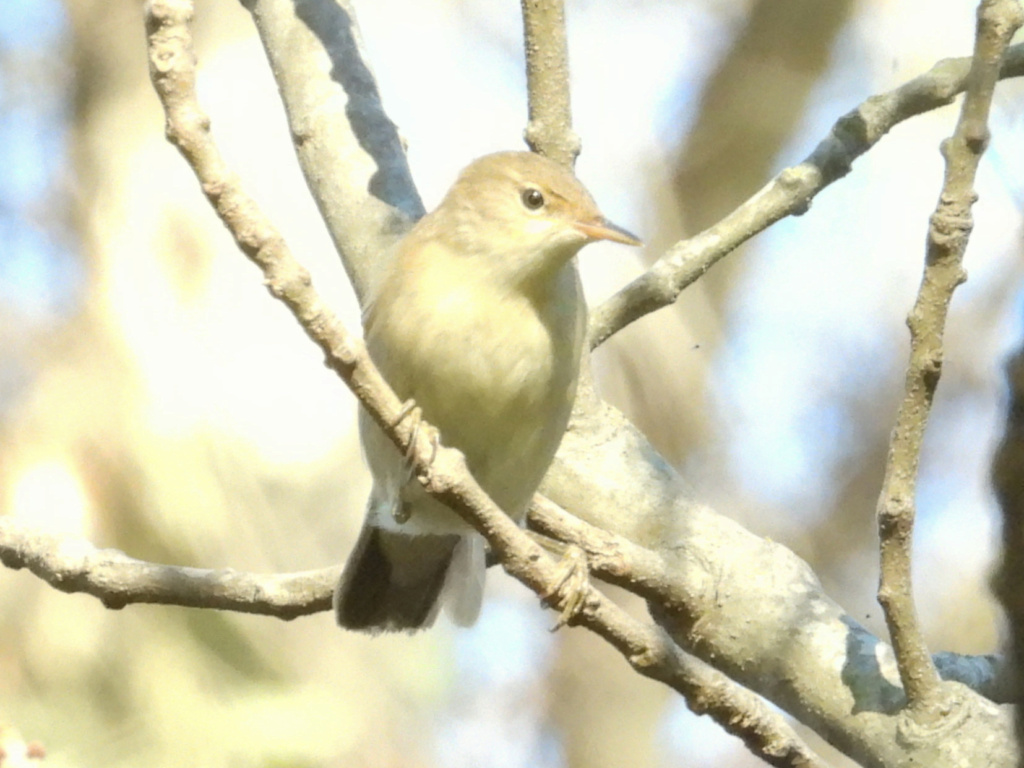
[240,0,423,302]
[875,0,1023,716]
[546,384,1015,767]
[530,495,1015,700]
[0,517,336,618]
[588,40,1024,349]
[520,0,580,168]
[1,490,1011,713]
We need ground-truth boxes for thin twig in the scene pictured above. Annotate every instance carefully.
[520,0,580,168]
[141,2,830,764]
[588,41,1024,349]
[0,517,336,618]
[875,0,1023,715]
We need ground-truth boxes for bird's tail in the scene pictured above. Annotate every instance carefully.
[334,524,485,632]
[443,533,486,627]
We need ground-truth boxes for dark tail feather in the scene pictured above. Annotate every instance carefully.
[334,525,459,633]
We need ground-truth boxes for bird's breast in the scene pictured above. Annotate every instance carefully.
[365,261,584,515]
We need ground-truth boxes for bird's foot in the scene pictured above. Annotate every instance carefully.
[394,399,440,496]
[541,543,591,630]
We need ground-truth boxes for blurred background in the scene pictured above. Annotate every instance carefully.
[1,0,1022,766]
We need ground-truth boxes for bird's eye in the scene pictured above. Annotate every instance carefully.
[521,188,545,210]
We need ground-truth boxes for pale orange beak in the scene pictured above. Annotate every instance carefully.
[575,217,643,247]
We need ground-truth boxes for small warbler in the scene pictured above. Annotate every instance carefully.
[334,151,640,632]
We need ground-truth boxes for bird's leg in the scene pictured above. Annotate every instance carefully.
[393,399,418,446]
[392,400,441,524]
[527,531,591,630]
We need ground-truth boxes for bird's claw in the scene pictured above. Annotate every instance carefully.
[542,544,590,630]
[392,400,441,523]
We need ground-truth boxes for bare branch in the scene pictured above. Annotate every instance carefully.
[548,386,1015,767]
[0,518,336,618]
[531,493,1014,700]
[520,0,579,168]
[145,0,408,460]
[875,0,1023,716]
[239,0,423,302]
[588,41,1024,349]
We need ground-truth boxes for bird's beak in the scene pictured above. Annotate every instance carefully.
[575,217,642,247]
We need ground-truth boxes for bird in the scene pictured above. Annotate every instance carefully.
[334,151,641,632]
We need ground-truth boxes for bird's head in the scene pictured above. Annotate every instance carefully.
[431,151,641,288]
